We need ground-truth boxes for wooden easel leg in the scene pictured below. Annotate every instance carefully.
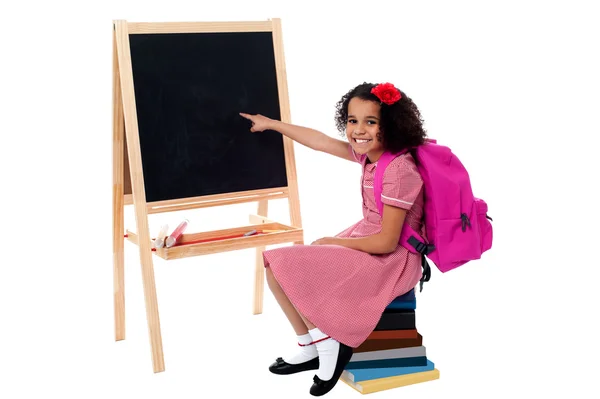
[114,20,165,373]
[287,188,303,246]
[138,255,165,372]
[113,25,125,342]
[252,200,268,314]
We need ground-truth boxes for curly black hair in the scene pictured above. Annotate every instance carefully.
[334,82,427,154]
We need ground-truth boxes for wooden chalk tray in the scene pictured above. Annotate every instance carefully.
[125,221,302,261]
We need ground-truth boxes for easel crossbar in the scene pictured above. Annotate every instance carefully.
[129,187,289,213]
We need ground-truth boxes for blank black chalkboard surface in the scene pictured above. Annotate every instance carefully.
[129,31,287,202]
[112,19,304,374]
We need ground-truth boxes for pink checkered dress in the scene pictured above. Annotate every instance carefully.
[262,144,424,348]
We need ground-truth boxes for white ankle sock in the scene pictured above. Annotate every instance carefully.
[283,333,318,365]
[309,327,340,381]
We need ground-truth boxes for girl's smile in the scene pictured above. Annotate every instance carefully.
[352,137,372,145]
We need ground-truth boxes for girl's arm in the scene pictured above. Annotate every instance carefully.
[239,113,353,161]
[313,204,407,254]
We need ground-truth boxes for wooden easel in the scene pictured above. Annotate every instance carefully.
[112,19,303,373]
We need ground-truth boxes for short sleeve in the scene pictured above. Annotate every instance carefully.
[380,154,423,210]
[348,143,366,164]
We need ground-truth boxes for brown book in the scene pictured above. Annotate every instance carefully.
[354,333,423,353]
[367,329,418,340]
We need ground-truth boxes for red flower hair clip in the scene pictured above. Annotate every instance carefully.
[371,83,402,105]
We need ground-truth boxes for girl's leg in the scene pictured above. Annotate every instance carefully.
[265,267,309,334]
[266,267,351,387]
[266,267,317,364]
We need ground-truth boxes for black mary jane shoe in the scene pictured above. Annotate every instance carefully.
[309,343,353,396]
[269,356,319,375]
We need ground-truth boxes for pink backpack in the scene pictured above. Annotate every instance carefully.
[374,139,493,290]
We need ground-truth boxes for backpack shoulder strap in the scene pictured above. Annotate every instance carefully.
[373,149,433,292]
[373,151,401,216]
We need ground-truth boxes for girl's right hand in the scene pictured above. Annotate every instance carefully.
[239,112,275,132]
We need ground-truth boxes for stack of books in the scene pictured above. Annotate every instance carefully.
[341,288,440,394]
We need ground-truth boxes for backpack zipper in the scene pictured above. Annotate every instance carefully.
[461,213,471,231]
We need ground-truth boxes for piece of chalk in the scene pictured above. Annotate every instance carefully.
[154,224,169,248]
[243,229,258,236]
[261,229,285,233]
[165,219,189,248]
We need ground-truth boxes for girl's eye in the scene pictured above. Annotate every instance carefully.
[347,119,377,125]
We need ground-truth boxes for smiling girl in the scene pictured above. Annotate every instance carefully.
[240,82,428,396]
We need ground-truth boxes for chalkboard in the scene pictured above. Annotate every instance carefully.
[127,31,288,202]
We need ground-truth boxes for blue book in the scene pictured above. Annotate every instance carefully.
[343,359,435,382]
[386,289,416,310]
[347,355,428,370]
[386,299,416,310]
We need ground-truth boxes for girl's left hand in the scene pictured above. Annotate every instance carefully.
[311,237,339,246]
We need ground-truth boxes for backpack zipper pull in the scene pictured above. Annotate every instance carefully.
[461,213,471,231]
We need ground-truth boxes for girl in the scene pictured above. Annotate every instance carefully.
[240,82,428,396]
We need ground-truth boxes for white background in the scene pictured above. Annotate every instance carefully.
[1,1,599,398]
